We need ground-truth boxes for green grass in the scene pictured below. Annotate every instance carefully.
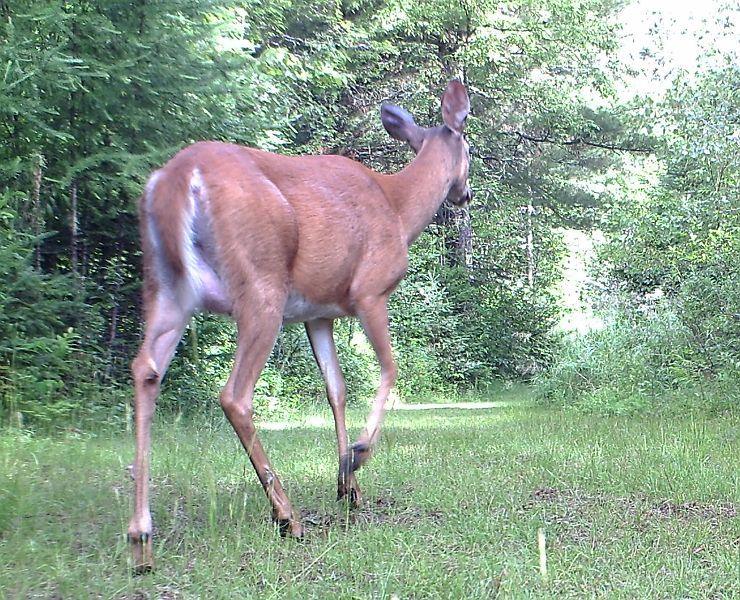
[1,389,738,599]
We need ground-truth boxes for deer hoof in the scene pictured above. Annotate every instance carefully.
[275,517,304,540]
[128,532,154,575]
[350,441,371,472]
[337,480,363,508]
[347,485,362,508]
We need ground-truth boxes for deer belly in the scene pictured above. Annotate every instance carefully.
[283,291,345,323]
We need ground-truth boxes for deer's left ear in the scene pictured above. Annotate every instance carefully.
[381,104,425,153]
[441,80,470,134]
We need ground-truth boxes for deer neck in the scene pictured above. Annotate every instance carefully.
[382,142,453,245]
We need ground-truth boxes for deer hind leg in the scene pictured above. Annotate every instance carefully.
[128,295,192,573]
[351,298,398,472]
[220,306,303,538]
[305,319,362,507]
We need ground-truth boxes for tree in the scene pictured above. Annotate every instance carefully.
[540,60,740,413]
[1,0,642,423]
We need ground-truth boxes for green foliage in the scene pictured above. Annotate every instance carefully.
[391,266,461,396]
[542,63,740,415]
[0,193,105,424]
[538,296,739,415]
[0,0,646,425]
[389,213,564,397]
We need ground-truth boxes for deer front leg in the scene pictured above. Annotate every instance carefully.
[352,299,398,472]
[306,319,362,507]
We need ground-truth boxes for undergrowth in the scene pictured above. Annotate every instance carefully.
[537,297,739,416]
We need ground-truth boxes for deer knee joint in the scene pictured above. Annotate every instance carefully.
[133,356,160,385]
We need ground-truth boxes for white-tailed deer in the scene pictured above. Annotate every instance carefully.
[128,80,470,571]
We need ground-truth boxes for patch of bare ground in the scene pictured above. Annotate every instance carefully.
[648,499,737,523]
[521,487,738,545]
[525,487,737,519]
[300,495,444,536]
[115,589,181,600]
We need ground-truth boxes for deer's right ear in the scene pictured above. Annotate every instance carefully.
[441,79,470,135]
[381,104,424,153]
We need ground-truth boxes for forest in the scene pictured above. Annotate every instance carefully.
[1,1,739,596]
[1,0,738,425]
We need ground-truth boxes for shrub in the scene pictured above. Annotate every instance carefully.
[537,293,739,415]
[0,193,106,426]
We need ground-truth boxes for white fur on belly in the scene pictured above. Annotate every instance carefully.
[283,291,345,323]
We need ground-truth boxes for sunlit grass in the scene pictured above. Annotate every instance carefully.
[1,391,738,598]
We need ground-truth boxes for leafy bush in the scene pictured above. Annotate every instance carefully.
[390,231,562,399]
[0,193,107,426]
[546,64,740,416]
[537,294,739,415]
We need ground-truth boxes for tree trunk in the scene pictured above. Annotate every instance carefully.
[70,179,79,274]
[526,197,535,289]
[32,154,44,270]
[105,298,120,380]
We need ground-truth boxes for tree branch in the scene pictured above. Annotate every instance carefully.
[513,130,653,154]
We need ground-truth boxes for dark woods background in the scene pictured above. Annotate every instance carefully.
[1,0,737,425]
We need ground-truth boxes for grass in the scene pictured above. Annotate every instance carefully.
[1,387,738,599]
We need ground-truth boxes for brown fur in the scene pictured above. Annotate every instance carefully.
[127,80,471,572]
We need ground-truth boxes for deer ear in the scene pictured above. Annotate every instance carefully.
[381,104,424,153]
[441,79,470,134]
